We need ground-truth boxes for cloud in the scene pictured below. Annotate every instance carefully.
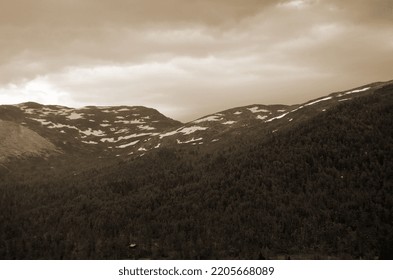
[0,0,392,121]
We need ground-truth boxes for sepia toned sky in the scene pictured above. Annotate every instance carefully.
[0,0,392,121]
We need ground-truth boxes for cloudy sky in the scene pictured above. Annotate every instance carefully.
[0,0,392,121]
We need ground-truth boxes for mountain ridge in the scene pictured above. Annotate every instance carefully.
[1,79,391,164]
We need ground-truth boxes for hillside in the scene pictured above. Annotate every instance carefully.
[0,120,58,162]
[0,80,392,259]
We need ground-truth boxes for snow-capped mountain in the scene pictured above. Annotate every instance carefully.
[0,103,181,160]
[0,80,391,162]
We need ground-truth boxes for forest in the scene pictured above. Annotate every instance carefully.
[0,87,392,259]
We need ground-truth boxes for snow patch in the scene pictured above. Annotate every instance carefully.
[247,107,270,113]
[115,128,130,134]
[233,111,242,115]
[82,140,98,145]
[116,140,140,148]
[256,115,267,120]
[30,118,52,125]
[344,87,370,95]
[159,126,208,138]
[159,130,179,139]
[178,126,208,135]
[177,137,203,144]
[117,133,153,141]
[193,115,222,123]
[115,119,145,124]
[23,108,36,114]
[222,121,236,125]
[265,112,290,122]
[48,123,78,130]
[67,112,84,120]
[304,96,332,106]
[100,138,116,143]
[138,125,155,130]
[80,128,106,136]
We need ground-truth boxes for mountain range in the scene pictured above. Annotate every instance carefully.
[0,80,392,259]
[0,80,390,163]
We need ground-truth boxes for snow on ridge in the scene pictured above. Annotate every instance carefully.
[247,107,270,113]
[265,112,290,123]
[116,140,140,149]
[304,96,332,107]
[265,96,333,122]
[344,87,370,95]
[289,96,332,114]
[193,115,222,123]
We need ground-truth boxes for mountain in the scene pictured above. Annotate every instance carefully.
[0,103,181,160]
[1,80,390,163]
[0,80,392,260]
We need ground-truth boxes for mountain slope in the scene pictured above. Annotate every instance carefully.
[0,80,392,259]
[0,120,58,162]
[0,80,391,164]
[0,103,181,159]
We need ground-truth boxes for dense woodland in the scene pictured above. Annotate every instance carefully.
[0,88,392,259]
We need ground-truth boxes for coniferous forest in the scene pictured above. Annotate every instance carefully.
[0,86,392,260]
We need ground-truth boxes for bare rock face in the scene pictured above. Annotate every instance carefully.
[0,120,58,161]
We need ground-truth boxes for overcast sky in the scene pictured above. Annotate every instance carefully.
[0,0,392,121]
